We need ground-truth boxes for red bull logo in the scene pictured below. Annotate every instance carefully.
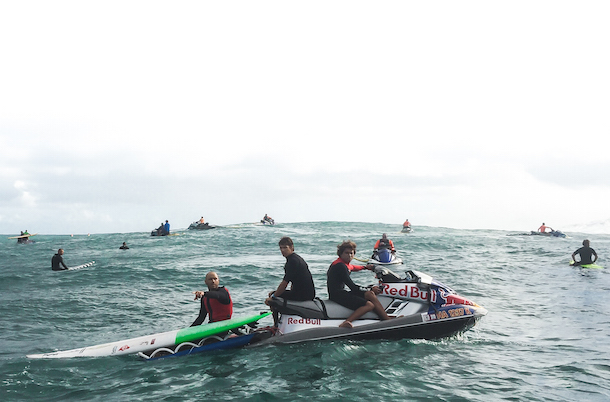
[287,317,321,326]
[380,283,437,303]
[118,345,130,352]
[438,288,476,306]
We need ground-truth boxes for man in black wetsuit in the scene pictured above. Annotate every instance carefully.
[328,240,391,328]
[51,249,68,271]
[571,239,598,266]
[191,271,233,326]
[265,236,315,326]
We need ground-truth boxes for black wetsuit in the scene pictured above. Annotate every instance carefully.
[327,259,368,310]
[51,253,68,271]
[573,246,597,265]
[280,253,315,301]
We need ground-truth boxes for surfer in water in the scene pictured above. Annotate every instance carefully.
[51,249,69,271]
[571,239,598,266]
[191,271,233,326]
[119,242,129,250]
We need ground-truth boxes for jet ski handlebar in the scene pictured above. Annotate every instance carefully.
[373,266,434,287]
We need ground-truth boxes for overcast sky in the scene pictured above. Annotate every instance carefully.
[1,1,609,234]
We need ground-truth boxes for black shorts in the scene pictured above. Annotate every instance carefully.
[330,289,368,310]
[279,290,312,301]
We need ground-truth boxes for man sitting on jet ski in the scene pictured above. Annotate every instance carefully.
[328,240,392,328]
[372,233,396,258]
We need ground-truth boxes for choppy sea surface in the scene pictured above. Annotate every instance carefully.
[1,222,609,401]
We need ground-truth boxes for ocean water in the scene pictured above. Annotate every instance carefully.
[1,222,609,401]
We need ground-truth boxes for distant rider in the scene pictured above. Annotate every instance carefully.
[164,220,170,235]
[403,219,411,228]
[538,223,553,233]
[51,249,69,271]
[571,240,598,266]
[191,271,233,326]
[373,233,396,254]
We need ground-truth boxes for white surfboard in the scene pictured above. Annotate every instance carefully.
[26,312,271,359]
[67,261,95,271]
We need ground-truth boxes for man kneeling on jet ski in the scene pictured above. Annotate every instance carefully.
[328,240,392,328]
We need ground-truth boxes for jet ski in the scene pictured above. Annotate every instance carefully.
[369,248,403,266]
[253,267,487,345]
[508,230,567,238]
[188,222,216,230]
[401,226,412,233]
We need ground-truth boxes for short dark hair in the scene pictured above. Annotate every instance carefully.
[337,240,357,256]
[279,236,293,247]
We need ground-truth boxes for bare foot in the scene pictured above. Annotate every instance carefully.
[339,321,353,328]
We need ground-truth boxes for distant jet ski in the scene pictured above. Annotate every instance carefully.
[253,267,487,345]
[508,230,567,238]
[188,222,216,230]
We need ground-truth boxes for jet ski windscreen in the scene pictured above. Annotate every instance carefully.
[378,249,392,263]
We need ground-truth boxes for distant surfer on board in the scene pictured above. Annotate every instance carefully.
[570,240,598,266]
[51,249,69,271]
[191,271,233,326]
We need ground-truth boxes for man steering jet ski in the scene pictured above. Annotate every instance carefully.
[369,234,403,266]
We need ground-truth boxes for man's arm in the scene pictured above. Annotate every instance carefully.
[191,299,208,326]
[272,280,289,298]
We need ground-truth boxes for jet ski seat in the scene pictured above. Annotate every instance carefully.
[271,296,394,320]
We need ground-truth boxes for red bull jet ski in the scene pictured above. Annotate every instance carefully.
[253,267,487,345]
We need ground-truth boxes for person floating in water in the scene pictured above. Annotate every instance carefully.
[191,271,233,326]
[51,249,69,271]
[571,239,598,266]
[119,242,129,250]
